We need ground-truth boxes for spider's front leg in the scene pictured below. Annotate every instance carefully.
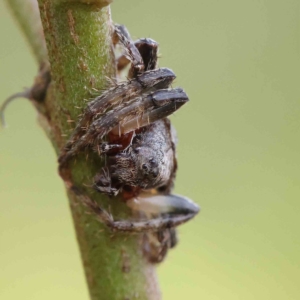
[117,37,159,77]
[113,24,144,75]
[113,24,159,77]
[71,88,188,155]
[58,67,176,166]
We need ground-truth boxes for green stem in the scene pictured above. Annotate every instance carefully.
[6,0,161,299]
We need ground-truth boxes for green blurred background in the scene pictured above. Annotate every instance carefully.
[1,0,299,299]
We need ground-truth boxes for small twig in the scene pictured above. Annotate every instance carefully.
[5,0,47,63]
[0,89,31,128]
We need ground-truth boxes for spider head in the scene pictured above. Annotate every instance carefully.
[141,156,160,180]
[133,146,169,189]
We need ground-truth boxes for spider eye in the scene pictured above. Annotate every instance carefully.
[149,157,158,167]
[134,147,140,154]
[151,168,159,178]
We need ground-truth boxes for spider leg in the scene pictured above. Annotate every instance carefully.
[70,184,199,232]
[168,227,178,248]
[93,194,199,232]
[134,38,158,71]
[87,68,176,115]
[59,68,176,164]
[60,88,188,162]
[92,142,123,155]
[92,88,188,139]
[117,38,158,76]
[143,227,178,263]
[113,88,188,135]
[93,167,120,196]
[113,25,144,75]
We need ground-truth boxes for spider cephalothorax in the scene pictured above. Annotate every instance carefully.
[94,119,176,195]
[58,25,199,263]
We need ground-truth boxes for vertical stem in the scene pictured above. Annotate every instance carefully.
[38,1,160,299]
[7,0,161,299]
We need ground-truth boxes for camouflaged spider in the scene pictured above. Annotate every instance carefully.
[58,25,200,262]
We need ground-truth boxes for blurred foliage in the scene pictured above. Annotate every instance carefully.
[0,0,299,299]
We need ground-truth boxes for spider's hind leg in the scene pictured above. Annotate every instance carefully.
[68,181,199,234]
[143,227,178,263]
[86,193,200,232]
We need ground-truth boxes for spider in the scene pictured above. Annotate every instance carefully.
[58,25,200,262]
[0,25,200,263]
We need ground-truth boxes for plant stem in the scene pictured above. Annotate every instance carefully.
[6,0,161,299]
